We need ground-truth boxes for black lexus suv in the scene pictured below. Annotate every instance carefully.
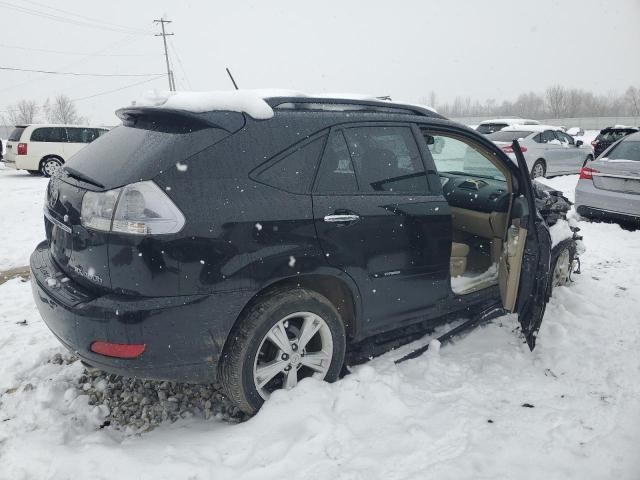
[31,94,555,414]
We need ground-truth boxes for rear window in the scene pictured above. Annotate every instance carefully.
[606,141,640,161]
[487,130,532,141]
[30,127,67,143]
[8,127,26,142]
[477,123,507,134]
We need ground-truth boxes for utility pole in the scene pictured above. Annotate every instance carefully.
[154,18,175,91]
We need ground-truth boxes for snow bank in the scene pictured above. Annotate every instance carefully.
[549,219,574,247]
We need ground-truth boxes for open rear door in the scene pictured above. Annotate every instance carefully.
[508,140,552,349]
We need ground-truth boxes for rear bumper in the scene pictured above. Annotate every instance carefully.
[575,179,640,223]
[2,158,17,169]
[30,241,252,383]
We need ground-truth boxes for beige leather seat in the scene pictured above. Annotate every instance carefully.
[450,242,470,277]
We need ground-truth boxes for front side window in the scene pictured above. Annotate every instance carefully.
[341,126,428,193]
[539,130,556,144]
[555,131,574,145]
[30,127,67,143]
[423,130,506,182]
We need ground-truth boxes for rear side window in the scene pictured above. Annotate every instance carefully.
[342,126,428,193]
[607,141,640,161]
[8,127,25,141]
[315,130,358,193]
[254,135,325,194]
[30,127,67,143]
[67,127,99,143]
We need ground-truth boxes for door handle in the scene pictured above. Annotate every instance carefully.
[323,214,360,223]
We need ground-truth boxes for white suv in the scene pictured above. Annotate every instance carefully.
[3,124,108,176]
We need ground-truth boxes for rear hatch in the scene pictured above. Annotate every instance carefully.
[594,128,639,157]
[4,125,27,162]
[44,108,245,292]
[591,139,640,194]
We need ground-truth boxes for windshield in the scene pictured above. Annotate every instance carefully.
[476,123,507,134]
[606,141,640,161]
[486,130,533,141]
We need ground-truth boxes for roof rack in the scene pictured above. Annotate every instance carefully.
[266,97,441,119]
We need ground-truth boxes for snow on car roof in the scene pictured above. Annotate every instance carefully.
[479,118,540,125]
[502,124,563,133]
[132,89,437,119]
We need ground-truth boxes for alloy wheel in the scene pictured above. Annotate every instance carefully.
[532,162,545,178]
[253,311,334,399]
[42,159,62,177]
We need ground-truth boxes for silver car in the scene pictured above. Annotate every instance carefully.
[575,131,640,224]
[483,126,594,178]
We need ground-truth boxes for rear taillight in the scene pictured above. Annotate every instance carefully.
[579,166,599,180]
[17,143,27,155]
[90,341,146,359]
[81,180,185,235]
[502,145,527,153]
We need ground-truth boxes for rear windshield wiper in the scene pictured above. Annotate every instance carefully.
[64,166,105,189]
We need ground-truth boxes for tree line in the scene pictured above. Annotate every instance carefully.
[1,95,87,126]
[424,85,640,119]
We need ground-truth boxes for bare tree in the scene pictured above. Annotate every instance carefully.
[625,86,640,117]
[545,85,569,118]
[45,95,85,124]
[5,99,40,124]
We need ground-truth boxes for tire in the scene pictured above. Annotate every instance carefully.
[27,170,41,176]
[549,239,576,293]
[531,159,546,179]
[219,288,346,415]
[40,157,63,177]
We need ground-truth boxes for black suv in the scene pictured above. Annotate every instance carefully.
[31,95,555,414]
[592,126,639,158]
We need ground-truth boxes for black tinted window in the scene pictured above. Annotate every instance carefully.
[30,127,67,143]
[67,127,98,143]
[315,130,358,193]
[487,130,533,141]
[477,123,507,134]
[255,136,325,194]
[607,141,640,161]
[555,131,574,145]
[8,127,25,141]
[342,126,428,193]
[540,130,556,143]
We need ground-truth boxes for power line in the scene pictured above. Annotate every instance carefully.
[0,43,161,57]
[168,38,192,90]
[154,18,175,91]
[0,1,151,36]
[71,75,165,102]
[0,66,163,77]
[21,0,151,35]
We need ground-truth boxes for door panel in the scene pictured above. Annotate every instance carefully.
[313,194,451,335]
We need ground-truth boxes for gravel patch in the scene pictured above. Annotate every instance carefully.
[64,354,247,431]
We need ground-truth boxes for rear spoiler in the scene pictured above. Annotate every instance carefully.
[115,107,245,134]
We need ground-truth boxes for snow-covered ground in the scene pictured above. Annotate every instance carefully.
[1,167,639,479]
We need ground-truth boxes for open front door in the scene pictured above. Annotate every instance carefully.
[504,140,552,350]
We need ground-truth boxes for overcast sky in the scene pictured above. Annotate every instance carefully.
[1,0,639,124]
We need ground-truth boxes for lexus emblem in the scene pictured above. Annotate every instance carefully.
[48,178,60,207]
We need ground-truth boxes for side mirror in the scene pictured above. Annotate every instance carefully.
[576,140,584,147]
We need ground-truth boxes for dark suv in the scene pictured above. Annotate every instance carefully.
[591,126,639,158]
[31,95,554,414]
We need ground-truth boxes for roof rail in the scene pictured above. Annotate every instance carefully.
[266,97,441,119]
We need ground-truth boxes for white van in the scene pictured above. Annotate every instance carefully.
[3,124,109,176]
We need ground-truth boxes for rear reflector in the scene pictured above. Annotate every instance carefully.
[17,143,27,155]
[502,145,527,153]
[579,167,599,180]
[90,341,146,359]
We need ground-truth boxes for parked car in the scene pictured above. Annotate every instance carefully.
[3,124,108,176]
[478,125,593,178]
[576,131,640,225]
[591,126,639,158]
[31,93,560,415]
[476,118,539,135]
